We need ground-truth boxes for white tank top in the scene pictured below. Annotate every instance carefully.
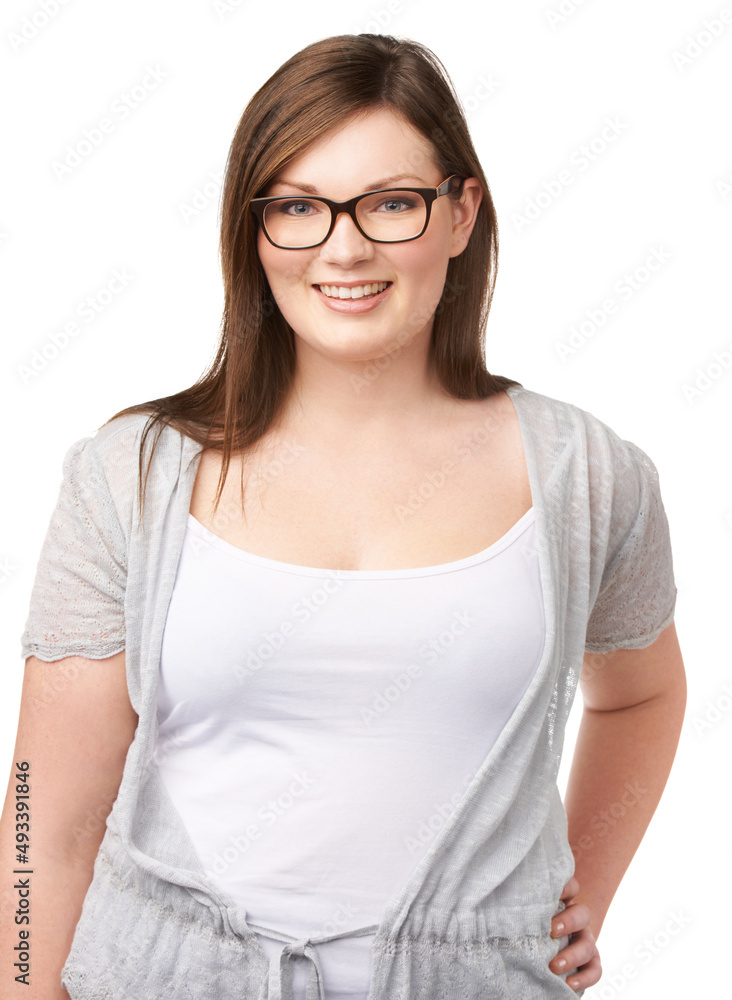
[155,508,545,1000]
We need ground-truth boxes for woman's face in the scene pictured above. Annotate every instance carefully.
[256,107,482,366]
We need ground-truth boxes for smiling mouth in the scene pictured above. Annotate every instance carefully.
[315,281,391,299]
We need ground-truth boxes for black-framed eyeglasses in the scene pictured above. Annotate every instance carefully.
[250,175,465,249]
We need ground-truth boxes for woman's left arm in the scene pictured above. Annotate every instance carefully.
[548,620,687,991]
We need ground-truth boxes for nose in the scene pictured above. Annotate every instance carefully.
[318,209,374,263]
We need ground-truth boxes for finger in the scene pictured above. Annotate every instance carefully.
[566,954,603,992]
[559,875,580,901]
[549,930,598,976]
[551,901,591,938]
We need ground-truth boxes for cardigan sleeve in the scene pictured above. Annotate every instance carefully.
[584,436,677,654]
[19,435,127,663]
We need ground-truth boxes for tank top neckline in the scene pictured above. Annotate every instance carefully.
[185,506,535,580]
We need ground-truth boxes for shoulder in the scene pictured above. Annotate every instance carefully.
[506,384,623,441]
[77,410,196,481]
[507,385,652,468]
[506,385,664,521]
[56,411,195,539]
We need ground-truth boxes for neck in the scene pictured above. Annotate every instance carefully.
[274,330,454,450]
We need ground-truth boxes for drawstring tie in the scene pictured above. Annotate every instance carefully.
[247,918,380,1000]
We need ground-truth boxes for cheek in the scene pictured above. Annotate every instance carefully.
[257,234,282,284]
[256,229,271,267]
[258,243,308,291]
[394,238,451,289]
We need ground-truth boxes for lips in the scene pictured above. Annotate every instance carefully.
[312,280,393,312]
[315,281,392,299]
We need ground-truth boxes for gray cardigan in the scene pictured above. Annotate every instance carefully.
[20,384,677,1000]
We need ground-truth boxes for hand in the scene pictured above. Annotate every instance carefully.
[549,875,602,992]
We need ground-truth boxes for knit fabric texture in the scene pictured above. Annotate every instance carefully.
[19,385,677,999]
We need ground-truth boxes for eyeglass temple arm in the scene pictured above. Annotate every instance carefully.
[437,175,464,196]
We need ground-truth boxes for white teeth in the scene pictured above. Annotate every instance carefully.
[317,281,389,299]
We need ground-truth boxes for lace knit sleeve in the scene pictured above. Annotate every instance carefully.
[19,434,127,663]
[584,435,677,654]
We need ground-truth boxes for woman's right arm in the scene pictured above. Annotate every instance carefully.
[0,651,137,1000]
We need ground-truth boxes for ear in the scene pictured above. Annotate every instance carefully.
[449,178,483,258]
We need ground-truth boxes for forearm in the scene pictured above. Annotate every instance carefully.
[0,829,94,999]
[1,653,136,997]
[563,688,685,939]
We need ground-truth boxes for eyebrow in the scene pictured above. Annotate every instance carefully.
[269,174,430,195]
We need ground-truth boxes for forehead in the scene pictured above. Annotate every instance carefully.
[267,107,439,193]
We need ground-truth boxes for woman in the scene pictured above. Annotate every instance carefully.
[1,33,685,1000]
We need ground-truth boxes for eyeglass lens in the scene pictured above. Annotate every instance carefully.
[262,190,428,248]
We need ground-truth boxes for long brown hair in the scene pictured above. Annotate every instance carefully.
[106,33,521,520]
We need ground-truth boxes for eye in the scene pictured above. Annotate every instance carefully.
[376,196,418,213]
[275,199,321,217]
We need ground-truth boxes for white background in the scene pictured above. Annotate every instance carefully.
[1,1,730,997]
